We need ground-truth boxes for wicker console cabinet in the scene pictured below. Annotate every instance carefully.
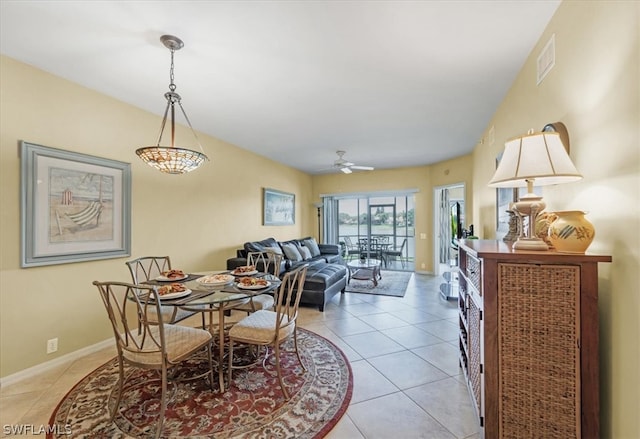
[457,239,611,438]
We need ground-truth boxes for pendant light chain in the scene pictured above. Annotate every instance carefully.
[135,34,209,174]
[169,48,176,92]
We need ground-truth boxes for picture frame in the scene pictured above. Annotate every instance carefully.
[263,188,295,226]
[20,141,131,267]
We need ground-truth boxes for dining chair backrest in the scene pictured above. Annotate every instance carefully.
[343,236,357,249]
[93,281,166,362]
[273,263,308,333]
[124,256,198,325]
[247,251,283,277]
[126,256,171,284]
[342,236,361,260]
[377,236,390,245]
[398,238,407,254]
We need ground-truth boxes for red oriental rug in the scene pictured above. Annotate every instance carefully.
[48,328,352,438]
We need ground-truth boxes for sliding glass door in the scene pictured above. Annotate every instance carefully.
[333,194,414,271]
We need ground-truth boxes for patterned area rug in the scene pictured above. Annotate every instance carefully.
[48,328,352,438]
[345,270,412,297]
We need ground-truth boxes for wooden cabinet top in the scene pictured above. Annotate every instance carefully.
[458,239,612,264]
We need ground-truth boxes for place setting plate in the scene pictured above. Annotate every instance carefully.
[196,274,235,287]
[155,271,188,282]
[236,280,271,290]
[158,288,192,300]
[230,267,258,277]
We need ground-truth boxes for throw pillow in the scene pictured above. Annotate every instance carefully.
[299,245,312,260]
[303,238,321,257]
[281,242,303,262]
[265,242,283,255]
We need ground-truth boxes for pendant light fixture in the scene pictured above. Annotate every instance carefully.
[136,35,209,174]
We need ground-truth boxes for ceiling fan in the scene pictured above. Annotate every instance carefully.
[332,150,374,174]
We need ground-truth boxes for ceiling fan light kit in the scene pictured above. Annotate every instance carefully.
[333,150,374,174]
[136,35,209,174]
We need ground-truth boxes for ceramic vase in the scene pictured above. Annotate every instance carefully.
[548,210,595,254]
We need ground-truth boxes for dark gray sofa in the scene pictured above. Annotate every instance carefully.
[226,237,347,311]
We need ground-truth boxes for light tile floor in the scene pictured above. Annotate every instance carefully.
[0,272,480,438]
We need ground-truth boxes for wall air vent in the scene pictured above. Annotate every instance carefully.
[537,34,556,85]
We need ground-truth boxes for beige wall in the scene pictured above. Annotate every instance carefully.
[471,2,639,437]
[312,153,473,273]
[0,56,314,377]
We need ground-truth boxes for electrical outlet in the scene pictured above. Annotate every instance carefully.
[46,338,58,354]
[421,263,426,269]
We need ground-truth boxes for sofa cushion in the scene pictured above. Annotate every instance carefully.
[302,237,321,257]
[244,237,283,255]
[303,264,348,292]
[281,242,303,262]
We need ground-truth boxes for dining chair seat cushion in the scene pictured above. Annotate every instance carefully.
[233,294,275,312]
[146,306,197,325]
[123,325,212,366]
[229,310,294,344]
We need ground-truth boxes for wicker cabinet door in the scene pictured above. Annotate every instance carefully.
[497,263,581,439]
[468,294,482,420]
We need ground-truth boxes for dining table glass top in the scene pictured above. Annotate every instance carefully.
[149,271,280,307]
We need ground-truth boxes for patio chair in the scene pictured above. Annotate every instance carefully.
[343,236,362,261]
[233,251,283,314]
[384,238,408,269]
[227,264,309,399]
[93,281,214,439]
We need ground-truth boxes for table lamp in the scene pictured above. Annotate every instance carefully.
[489,123,582,250]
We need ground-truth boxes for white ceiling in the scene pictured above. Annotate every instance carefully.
[0,1,560,175]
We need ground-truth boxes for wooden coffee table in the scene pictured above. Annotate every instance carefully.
[347,259,382,286]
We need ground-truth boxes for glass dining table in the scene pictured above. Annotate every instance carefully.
[144,271,281,392]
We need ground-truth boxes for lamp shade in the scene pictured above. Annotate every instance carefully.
[489,130,582,188]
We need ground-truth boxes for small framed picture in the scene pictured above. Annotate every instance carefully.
[20,141,131,267]
[263,188,295,226]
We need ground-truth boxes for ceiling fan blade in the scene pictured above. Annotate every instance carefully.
[340,167,352,174]
[350,165,374,171]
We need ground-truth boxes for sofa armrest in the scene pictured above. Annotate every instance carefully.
[318,243,340,255]
[226,257,247,271]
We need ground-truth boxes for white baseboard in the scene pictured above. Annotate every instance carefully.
[0,338,113,389]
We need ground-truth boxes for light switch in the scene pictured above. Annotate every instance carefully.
[420,233,427,239]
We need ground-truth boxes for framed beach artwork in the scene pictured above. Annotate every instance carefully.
[263,188,295,226]
[20,141,131,267]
